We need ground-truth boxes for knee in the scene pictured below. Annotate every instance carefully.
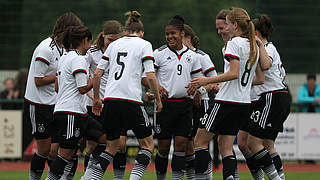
[237,138,249,154]
[119,140,127,152]
[139,137,154,152]
[174,138,188,152]
[185,141,194,155]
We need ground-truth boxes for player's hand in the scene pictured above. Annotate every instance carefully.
[144,92,155,101]
[193,92,202,108]
[185,83,197,96]
[191,76,209,88]
[255,35,263,47]
[155,100,163,113]
[211,83,220,93]
[92,98,102,116]
[158,85,168,99]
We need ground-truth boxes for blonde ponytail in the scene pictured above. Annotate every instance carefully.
[248,20,257,68]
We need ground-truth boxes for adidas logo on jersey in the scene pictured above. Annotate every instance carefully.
[167,56,171,60]
[266,123,272,127]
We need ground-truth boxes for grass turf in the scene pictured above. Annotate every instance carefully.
[0,171,320,180]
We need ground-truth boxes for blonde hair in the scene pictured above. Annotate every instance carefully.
[124,11,143,34]
[227,8,257,67]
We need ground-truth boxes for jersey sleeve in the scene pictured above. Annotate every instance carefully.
[71,57,88,88]
[265,44,276,62]
[153,49,161,71]
[201,54,217,77]
[34,47,54,77]
[141,42,155,73]
[224,40,240,62]
[97,48,110,71]
[191,54,203,78]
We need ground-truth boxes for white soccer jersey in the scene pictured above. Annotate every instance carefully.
[194,49,217,100]
[215,37,259,104]
[25,37,63,105]
[97,36,155,104]
[54,50,89,115]
[254,42,286,95]
[154,45,202,98]
[85,46,108,106]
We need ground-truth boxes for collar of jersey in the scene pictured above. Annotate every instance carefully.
[68,49,81,55]
[168,45,189,60]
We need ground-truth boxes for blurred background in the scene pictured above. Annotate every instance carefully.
[0,0,319,164]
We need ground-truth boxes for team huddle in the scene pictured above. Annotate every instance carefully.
[24,7,290,180]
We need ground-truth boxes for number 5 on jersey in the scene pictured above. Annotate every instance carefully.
[115,52,128,80]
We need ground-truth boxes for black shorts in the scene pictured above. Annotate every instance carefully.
[199,101,251,136]
[154,99,193,139]
[103,100,151,141]
[87,105,127,137]
[192,99,210,137]
[239,101,257,132]
[24,100,56,140]
[248,90,291,141]
[54,112,104,149]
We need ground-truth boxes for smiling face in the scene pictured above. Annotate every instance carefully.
[225,16,237,38]
[216,19,230,42]
[165,25,184,50]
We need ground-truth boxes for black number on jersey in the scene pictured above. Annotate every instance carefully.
[115,52,128,80]
[177,64,182,75]
[241,61,252,86]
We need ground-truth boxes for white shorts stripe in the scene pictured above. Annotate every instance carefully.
[205,103,220,131]
[203,99,209,112]
[67,115,74,139]
[30,104,36,134]
[140,106,149,127]
[259,93,272,129]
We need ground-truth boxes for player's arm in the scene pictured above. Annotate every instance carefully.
[145,72,162,112]
[75,70,92,94]
[252,63,265,85]
[192,59,239,88]
[256,36,272,70]
[35,76,56,87]
[93,68,103,99]
[34,48,56,86]
[54,76,58,93]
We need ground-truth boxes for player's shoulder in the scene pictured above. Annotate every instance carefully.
[88,45,100,53]
[194,49,207,56]
[155,44,168,52]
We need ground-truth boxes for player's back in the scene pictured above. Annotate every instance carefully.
[104,36,153,104]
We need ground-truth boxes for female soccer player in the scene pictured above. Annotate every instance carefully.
[45,25,99,179]
[83,11,162,180]
[153,16,202,180]
[246,14,290,180]
[84,20,127,180]
[191,8,263,180]
[182,24,218,180]
[24,12,83,180]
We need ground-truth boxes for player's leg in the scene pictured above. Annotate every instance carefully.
[113,135,127,180]
[46,113,84,180]
[153,101,172,180]
[185,140,196,180]
[263,139,285,180]
[238,130,264,180]
[129,135,154,180]
[218,135,238,180]
[194,128,214,179]
[129,104,154,180]
[155,139,171,180]
[27,102,54,180]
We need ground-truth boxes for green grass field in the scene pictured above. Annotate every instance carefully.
[0,171,320,180]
